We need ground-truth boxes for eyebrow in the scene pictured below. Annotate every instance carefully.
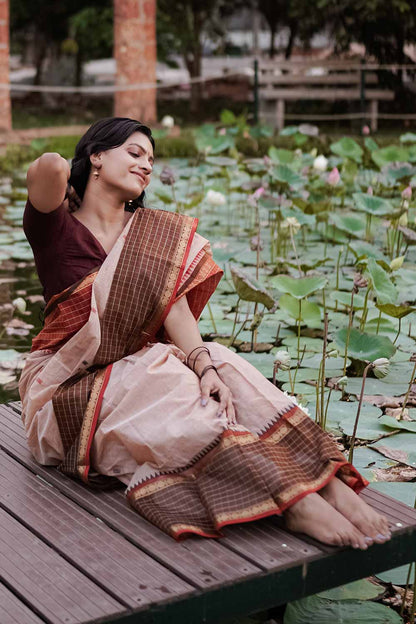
[128,143,154,162]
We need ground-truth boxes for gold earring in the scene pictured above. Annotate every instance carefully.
[93,168,99,179]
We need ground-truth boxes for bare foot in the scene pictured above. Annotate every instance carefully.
[319,477,391,544]
[284,492,369,549]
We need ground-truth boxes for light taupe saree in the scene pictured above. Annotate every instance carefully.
[19,207,367,539]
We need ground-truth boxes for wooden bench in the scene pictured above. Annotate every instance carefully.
[257,60,395,131]
[1,401,415,624]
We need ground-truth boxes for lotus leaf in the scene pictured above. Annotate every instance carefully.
[379,415,416,433]
[372,145,409,168]
[268,146,295,164]
[330,137,363,163]
[271,275,327,299]
[352,192,395,217]
[371,432,416,468]
[400,132,416,143]
[230,265,275,309]
[376,303,416,319]
[366,258,398,305]
[317,579,383,601]
[334,328,396,361]
[278,293,321,326]
[284,594,402,624]
[328,213,366,238]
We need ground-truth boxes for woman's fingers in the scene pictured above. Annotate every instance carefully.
[226,396,236,425]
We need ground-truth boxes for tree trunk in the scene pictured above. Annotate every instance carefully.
[34,35,47,86]
[285,21,297,59]
[268,22,277,58]
[184,11,203,114]
[75,50,83,87]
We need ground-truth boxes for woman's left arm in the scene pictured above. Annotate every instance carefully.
[164,296,236,424]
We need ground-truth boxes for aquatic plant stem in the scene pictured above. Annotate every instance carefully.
[320,312,329,429]
[335,248,342,290]
[400,561,414,618]
[399,358,416,419]
[343,289,355,376]
[171,183,180,213]
[289,226,302,277]
[348,361,373,464]
[393,317,402,345]
[228,297,241,347]
[206,301,217,334]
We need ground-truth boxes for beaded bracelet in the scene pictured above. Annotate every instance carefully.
[199,364,218,379]
[185,345,210,368]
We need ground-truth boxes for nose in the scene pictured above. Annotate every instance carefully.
[141,161,152,175]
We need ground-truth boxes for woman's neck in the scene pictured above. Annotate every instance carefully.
[77,184,128,234]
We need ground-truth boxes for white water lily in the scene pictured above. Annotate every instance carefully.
[205,190,226,206]
[161,115,174,129]
[372,357,390,379]
[313,155,328,171]
[12,297,26,314]
[274,350,291,371]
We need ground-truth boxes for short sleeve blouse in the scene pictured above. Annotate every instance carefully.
[23,199,107,303]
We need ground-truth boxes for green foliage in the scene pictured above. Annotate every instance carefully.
[334,329,396,361]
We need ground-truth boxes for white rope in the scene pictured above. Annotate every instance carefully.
[0,69,253,93]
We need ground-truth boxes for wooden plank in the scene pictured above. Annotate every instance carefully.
[0,507,124,624]
[0,583,44,624]
[258,73,379,86]
[260,88,395,100]
[0,450,195,608]
[0,404,262,589]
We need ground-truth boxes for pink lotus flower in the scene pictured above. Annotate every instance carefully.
[402,185,412,200]
[219,128,226,135]
[362,125,370,135]
[367,186,373,196]
[327,167,340,186]
[252,186,265,200]
[263,155,272,166]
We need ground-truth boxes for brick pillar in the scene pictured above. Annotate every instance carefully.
[113,0,157,123]
[0,0,11,131]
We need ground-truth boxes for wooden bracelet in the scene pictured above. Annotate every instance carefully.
[185,346,210,367]
[199,365,218,379]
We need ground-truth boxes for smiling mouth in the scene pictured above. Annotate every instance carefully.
[132,172,146,184]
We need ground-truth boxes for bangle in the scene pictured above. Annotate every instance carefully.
[199,364,217,379]
[186,346,210,367]
[191,348,211,372]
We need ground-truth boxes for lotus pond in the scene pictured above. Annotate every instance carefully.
[1,124,416,622]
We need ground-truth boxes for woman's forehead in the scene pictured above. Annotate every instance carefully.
[125,132,153,153]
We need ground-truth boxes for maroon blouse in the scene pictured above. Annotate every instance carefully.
[23,199,107,303]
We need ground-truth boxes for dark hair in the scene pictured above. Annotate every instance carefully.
[69,117,155,212]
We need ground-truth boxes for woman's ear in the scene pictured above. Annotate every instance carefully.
[90,153,102,170]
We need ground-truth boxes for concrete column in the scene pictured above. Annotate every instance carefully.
[0,0,11,131]
[113,0,157,123]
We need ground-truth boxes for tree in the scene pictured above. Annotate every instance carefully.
[70,5,113,86]
[157,0,242,113]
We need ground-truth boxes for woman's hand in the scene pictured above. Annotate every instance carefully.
[200,369,236,426]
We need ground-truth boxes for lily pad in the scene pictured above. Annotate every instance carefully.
[376,303,416,319]
[371,433,416,468]
[371,145,409,168]
[349,446,399,482]
[279,293,321,327]
[379,415,416,433]
[366,258,398,305]
[317,579,382,601]
[340,408,390,441]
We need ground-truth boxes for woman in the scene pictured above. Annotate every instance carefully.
[20,117,391,548]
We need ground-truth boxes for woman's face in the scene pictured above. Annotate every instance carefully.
[92,131,154,201]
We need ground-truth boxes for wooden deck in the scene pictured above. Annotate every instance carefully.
[1,401,416,624]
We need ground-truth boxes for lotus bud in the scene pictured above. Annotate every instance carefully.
[403,200,409,210]
[161,115,174,129]
[205,190,226,206]
[389,256,405,271]
[353,273,368,290]
[398,212,408,227]
[362,125,370,135]
[326,349,339,358]
[252,186,265,201]
[327,167,340,186]
[160,166,176,186]
[218,127,226,136]
[250,235,263,251]
[402,185,412,200]
[310,148,318,158]
[285,216,301,233]
[313,155,328,171]
[372,357,390,379]
[274,350,291,371]
[294,148,303,158]
[366,186,373,196]
[12,297,26,314]
[337,376,348,389]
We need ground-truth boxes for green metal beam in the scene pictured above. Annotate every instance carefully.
[106,527,416,624]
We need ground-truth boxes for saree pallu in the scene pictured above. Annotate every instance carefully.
[19,207,367,540]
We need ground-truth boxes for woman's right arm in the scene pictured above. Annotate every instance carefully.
[26,152,70,213]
